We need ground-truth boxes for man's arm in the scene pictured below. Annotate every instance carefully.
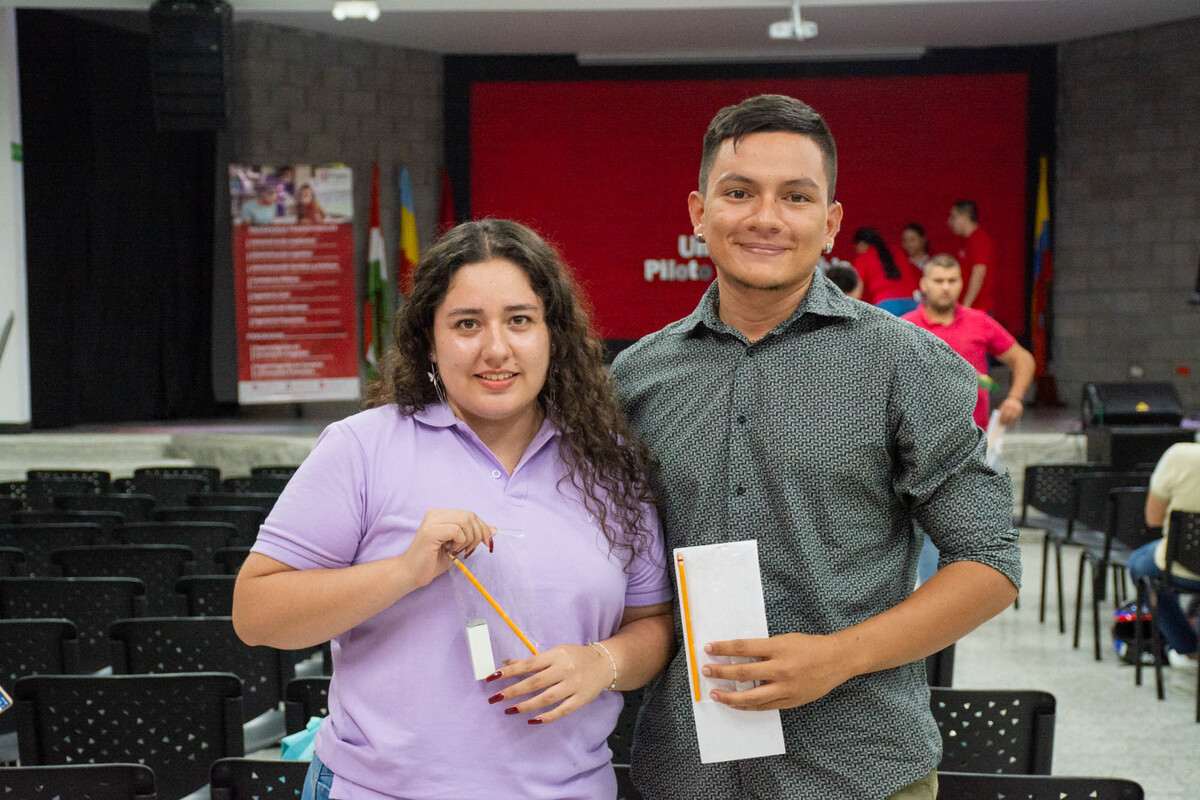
[1145,491,1168,528]
[962,263,987,307]
[995,342,1035,425]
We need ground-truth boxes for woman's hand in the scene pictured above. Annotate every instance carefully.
[485,644,613,725]
[400,509,495,589]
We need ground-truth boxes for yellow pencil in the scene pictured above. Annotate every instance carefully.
[676,554,701,703]
[447,552,539,656]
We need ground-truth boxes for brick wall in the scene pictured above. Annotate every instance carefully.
[1054,17,1200,413]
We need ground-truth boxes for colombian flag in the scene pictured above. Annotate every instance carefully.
[399,166,420,295]
[1030,157,1053,377]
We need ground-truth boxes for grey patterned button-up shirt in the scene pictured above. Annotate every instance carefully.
[612,273,1022,800]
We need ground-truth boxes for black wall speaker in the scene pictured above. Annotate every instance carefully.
[1081,382,1184,428]
[149,0,233,131]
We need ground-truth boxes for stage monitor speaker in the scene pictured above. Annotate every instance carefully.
[1085,426,1195,471]
[149,0,233,131]
[1081,382,1183,428]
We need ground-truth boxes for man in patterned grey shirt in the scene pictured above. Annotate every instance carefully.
[611,94,1022,800]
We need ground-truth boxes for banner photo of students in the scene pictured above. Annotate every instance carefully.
[229,164,359,404]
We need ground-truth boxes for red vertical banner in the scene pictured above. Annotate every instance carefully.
[230,164,360,404]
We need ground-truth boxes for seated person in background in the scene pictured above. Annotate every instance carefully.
[901,253,1034,583]
[1130,442,1200,662]
[233,218,674,800]
[900,222,932,271]
[825,263,862,299]
[852,227,920,315]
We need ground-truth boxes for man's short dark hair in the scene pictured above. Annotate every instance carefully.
[826,264,859,295]
[926,253,961,272]
[951,200,979,223]
[699,94,838,201]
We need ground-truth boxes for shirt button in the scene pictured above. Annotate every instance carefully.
[736,414,747,425]
[490,469,502,479]
[735,486,746,496]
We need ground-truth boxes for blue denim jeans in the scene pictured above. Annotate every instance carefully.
[917,532,939,585]
[300,752,335,800]
[1128,540,1200,655]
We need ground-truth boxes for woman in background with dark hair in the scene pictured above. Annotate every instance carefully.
[901,222,931,272]
[233,218,673,800]
[853,226,921,315]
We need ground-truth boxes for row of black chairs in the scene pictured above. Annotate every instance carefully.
[1019,463,1200,720]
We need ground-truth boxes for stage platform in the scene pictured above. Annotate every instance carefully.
[0,408,1131,505]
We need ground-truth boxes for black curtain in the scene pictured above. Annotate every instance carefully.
[19,10,220,428]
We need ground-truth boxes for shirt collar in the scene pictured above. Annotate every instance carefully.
[678,270,861,339]
[413,401,561,445]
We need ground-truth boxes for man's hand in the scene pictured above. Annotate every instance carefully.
[997,397,1024,426]
[702,632,856,711]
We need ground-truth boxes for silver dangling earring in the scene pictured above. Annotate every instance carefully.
[427,362,447,405]
[695,231,706,243]
[823,242,833,254]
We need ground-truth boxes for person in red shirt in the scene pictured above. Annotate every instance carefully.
[851,227,920,315]
[947,200,997,312]
[902,254,1034,430]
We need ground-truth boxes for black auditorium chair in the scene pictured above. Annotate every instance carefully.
[210,758,309,800]
[154,506,264,542]
[1073,486,1157,661]
[52,544,194,616]
[14,673,243,800]
[1018,462,1110,632]
[1135,509,1200,719]
[614,764,642,800]
[130,476,211,508]
[0,619,78,762]
[0,523,102,576]
[0,764,157,800]
[0,546,25,576]
[222,475,290,494]
[284,676,331,735]
[938,772,1144,799]
[118,521,240,573]
[134,466,221,492]
[26,470,110,508]
[176,575,237,616]
[56,492,155,522]
[251,465,298,478]
[0,482,30,510]
[925,643,956,687]
[109,616,295,750]
[215,546,253,575]
[12,510,124,542]
[930,688,1055,775]
[190,492,279,513]
[0,577,146,672]
[0,496,21,521]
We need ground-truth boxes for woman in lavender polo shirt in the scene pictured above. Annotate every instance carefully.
[232,219,674,800]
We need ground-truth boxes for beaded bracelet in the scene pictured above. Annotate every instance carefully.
[589,641,618,691]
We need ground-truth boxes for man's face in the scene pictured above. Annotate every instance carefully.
[947,208,971,237]
[689,131,842,294]
[257,188,274,205]
[920,265,963,312]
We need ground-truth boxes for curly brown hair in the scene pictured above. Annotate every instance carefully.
[367,218,657,568]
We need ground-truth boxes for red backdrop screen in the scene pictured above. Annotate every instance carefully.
[471,73,1030,339]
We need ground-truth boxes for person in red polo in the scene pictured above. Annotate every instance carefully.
[902,254,1034,430]
[947,199,997,312]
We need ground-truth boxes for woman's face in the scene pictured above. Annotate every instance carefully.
[854,241,870,255]
[901,228,926,257]
[430,258,551,434]
[299,186,314,204]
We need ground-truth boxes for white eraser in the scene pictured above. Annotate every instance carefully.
[466,618,496,680]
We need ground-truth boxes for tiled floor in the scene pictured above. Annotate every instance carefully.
[954,532,1200,798]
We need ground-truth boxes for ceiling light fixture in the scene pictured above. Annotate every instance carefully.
[769,0,818,42]
[332,1,380,22]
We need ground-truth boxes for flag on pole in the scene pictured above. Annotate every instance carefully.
[398,166,420,296]
[363,162,389,377]
[1030,156,1053,377]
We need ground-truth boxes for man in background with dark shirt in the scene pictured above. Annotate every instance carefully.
[948,199,997,312]
[612,94,1021,800]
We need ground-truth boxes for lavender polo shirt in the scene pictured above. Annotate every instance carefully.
[251,403,671,800]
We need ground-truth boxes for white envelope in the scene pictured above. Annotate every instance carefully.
[674,539,786,764]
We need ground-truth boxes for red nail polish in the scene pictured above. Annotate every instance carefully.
[485,671,502,682]
[487,693,504,704]
[504,707,519,715]
[488,539,494,553]
[527,718,543,725]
